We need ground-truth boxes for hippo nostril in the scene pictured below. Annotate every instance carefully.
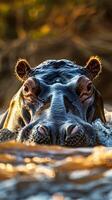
[37,125,48,135]
[66,125,79,137]
[65,124,84,141]
[67,125,79,136]
[62,124,87,147]
[29,124,51,145]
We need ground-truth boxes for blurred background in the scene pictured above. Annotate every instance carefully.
[0,0,112,110]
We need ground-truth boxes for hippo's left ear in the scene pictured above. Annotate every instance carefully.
[85,56,102,80]
[15,59,32,81]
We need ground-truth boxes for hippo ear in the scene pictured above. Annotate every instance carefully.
[15,59,32,81]
[85,56,102,80]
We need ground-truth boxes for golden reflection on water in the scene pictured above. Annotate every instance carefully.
[0,141,112,199]
[0,142,111,179]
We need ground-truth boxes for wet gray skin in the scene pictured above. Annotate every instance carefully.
[0,58,107,147]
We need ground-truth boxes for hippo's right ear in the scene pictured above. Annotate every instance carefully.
[15,59,32,81]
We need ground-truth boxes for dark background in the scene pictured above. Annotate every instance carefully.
[0,0,112,110]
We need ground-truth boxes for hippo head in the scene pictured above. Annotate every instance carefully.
[3,57,106,147]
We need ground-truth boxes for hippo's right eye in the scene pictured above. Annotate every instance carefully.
[22,78,41,102]
[23,85,29,94]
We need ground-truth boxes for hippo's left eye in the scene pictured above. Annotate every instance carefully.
[76,77,94,103]
[87,82,92,91]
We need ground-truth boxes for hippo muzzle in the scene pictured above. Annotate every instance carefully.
[18,120,97,147]
[1,57,106,147]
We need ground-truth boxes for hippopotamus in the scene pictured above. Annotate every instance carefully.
[0,56,109,147]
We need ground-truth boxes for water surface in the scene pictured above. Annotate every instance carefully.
[0,142,112,200]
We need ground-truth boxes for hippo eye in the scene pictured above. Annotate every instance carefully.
[76,77,94,103]
[22,78,41,102]
[87,82,92,92]
[23,85,29,94]
[22,84,31,96]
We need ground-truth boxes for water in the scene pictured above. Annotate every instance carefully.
[0,142,112,200]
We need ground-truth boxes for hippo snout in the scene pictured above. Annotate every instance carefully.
[17,121,97,147]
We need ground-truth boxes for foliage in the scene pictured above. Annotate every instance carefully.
[0,0,111,40]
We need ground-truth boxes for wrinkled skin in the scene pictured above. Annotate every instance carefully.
[0,57,107,147]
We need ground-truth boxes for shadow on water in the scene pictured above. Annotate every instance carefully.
[0,142,112,200]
